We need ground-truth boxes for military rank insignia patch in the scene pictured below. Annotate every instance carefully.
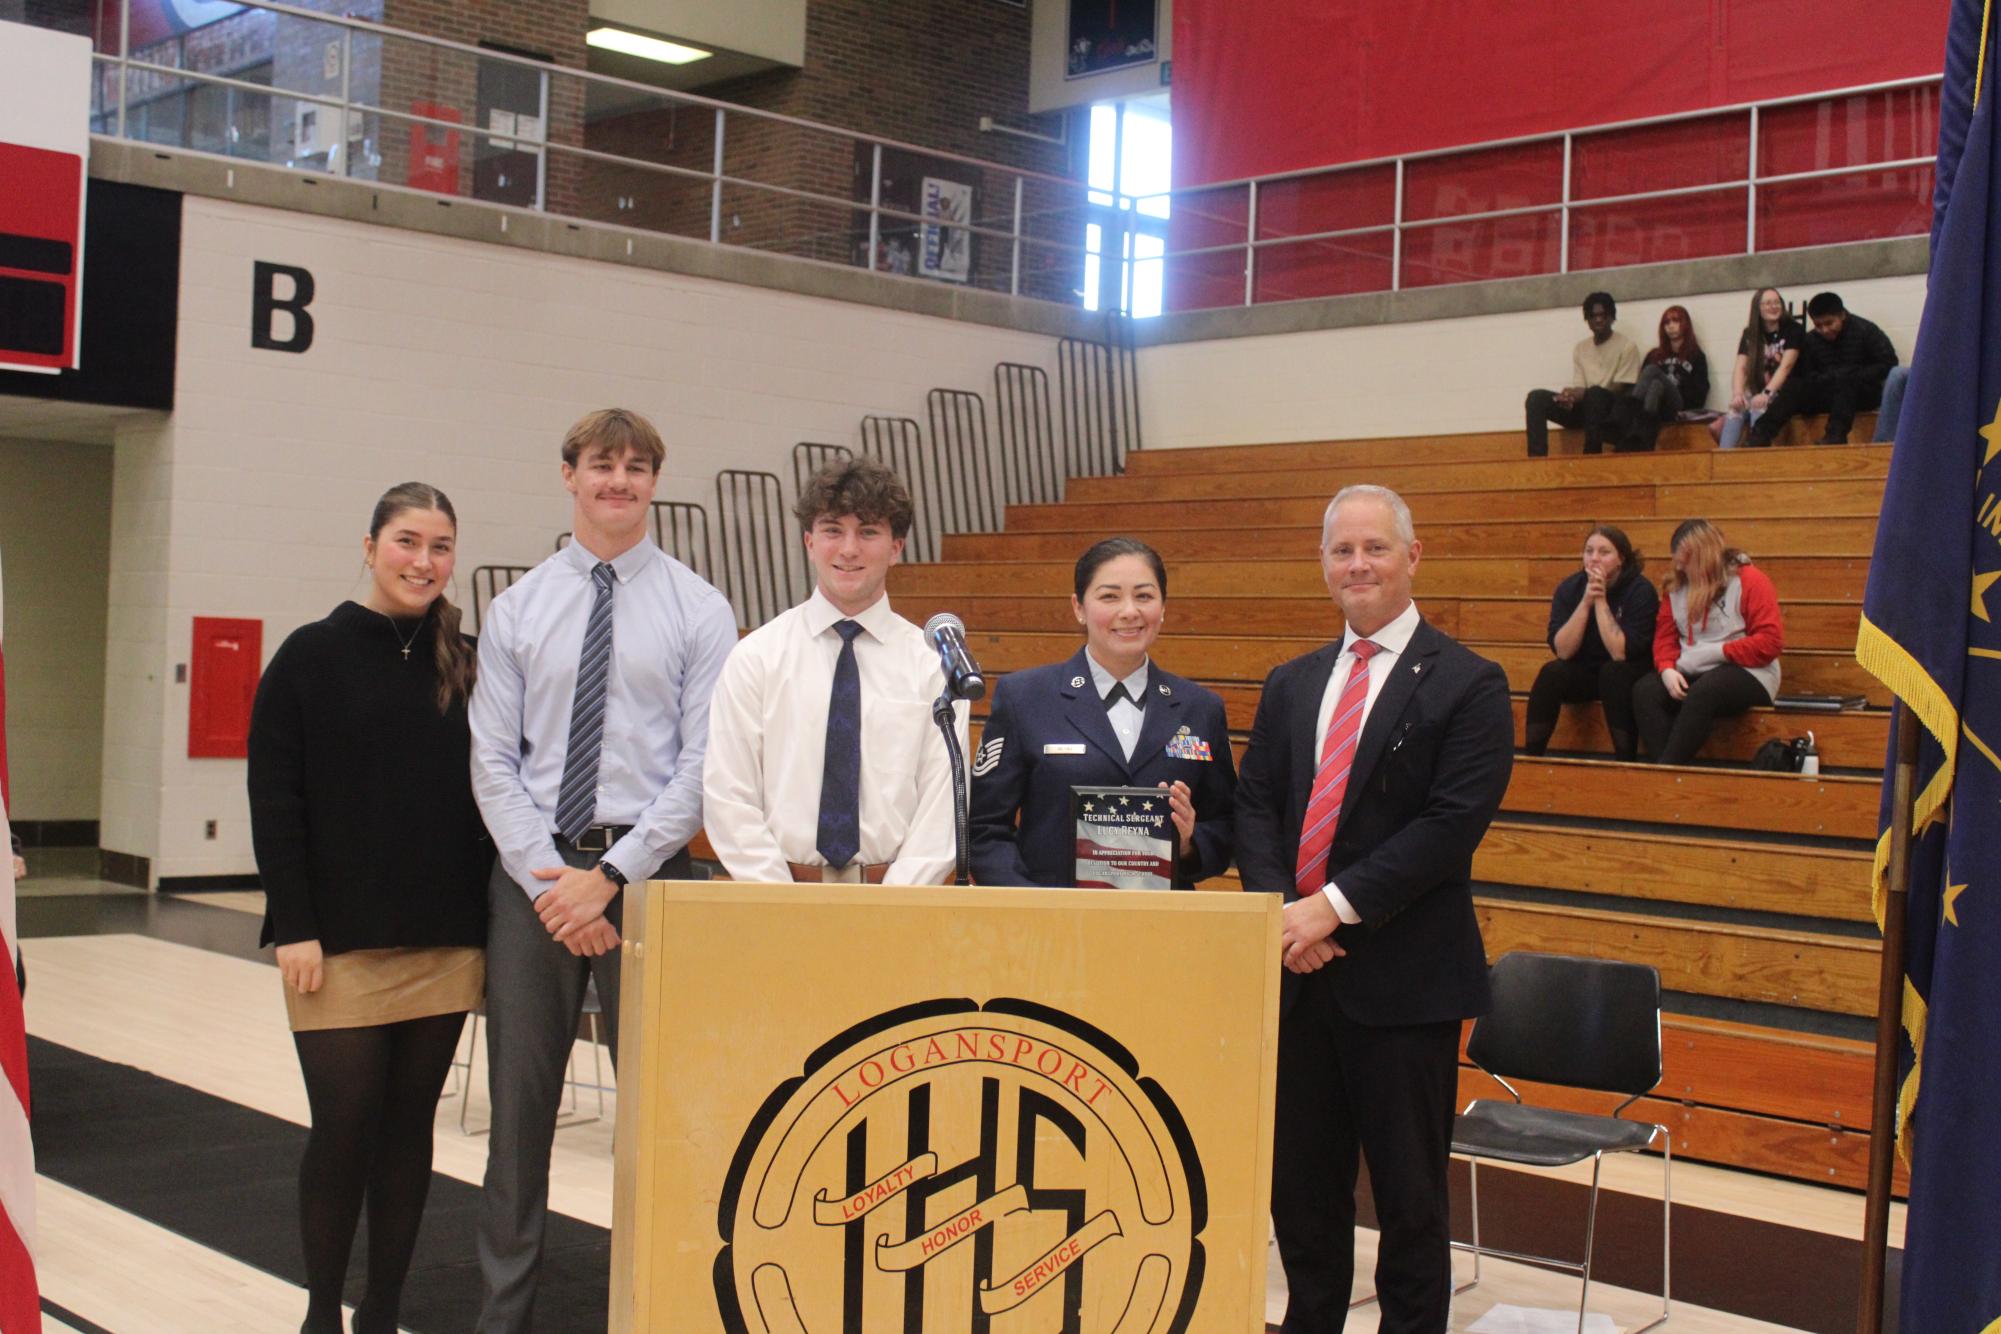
[971,735,1005,777]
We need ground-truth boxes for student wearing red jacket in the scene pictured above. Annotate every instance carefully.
[1632,518,1784,764]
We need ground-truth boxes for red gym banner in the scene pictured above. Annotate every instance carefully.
[1171,0,1952,188]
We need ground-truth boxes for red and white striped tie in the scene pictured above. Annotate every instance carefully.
[1294,639,1381,898]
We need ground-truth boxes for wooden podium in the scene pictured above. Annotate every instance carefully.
[610,881,1281,1333]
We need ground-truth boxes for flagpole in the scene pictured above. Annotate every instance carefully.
[1858,700,1920,1334]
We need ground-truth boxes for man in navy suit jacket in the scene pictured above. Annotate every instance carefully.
[1236,484,1514,1334]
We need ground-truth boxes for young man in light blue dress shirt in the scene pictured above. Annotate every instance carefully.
[468,407,737,1332]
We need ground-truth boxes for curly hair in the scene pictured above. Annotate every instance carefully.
[793,454,915,538]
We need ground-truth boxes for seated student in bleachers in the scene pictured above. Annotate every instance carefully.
[968,536,1235,888]
[1524,291,1640,457]
[1746,291,1899,446]
[1611,305,1709,452]
[1715,287,1803,449]
[1522,525,1658,760]
[1633,519,1784,765]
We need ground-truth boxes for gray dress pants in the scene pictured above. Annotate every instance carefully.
[475,844,659,1332]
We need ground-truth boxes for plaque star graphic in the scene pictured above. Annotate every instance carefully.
[1141,799,1155,812]
[1117,795,1130,807]
[1945,880,1968,927]
[1083,802,1095,813]
[1974,569,2001,623]
[1981,398,2001,467]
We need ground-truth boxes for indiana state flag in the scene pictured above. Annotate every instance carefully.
[1855,1,2001,1329]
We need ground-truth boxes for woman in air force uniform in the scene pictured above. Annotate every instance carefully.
[969,537,1236,888]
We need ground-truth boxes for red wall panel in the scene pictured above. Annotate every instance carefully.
[1172,0,1950,189]
[1400,214,1562,290]
[1253,234,1395,305]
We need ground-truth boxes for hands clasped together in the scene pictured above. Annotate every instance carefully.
[533,863,622,956]
[1279,891,1347,975]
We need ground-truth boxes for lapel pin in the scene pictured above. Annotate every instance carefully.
[1158,682,1171,695]
[1070,675,1086,688]
[1412,663,1422,674]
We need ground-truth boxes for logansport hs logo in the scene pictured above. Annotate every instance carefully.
[715,998,1207,1333]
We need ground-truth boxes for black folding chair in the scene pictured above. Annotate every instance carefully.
[1451,951,1671,1333]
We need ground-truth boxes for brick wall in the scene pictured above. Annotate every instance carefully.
[374,0,589,214]
[580,0,1085,301]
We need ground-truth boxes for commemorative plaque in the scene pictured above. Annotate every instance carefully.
[1070,785,1179,888]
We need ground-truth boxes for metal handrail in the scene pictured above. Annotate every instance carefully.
[1125,95,1937,291]
[1119,73,1943,200]
[110,0,1090,194]
[85,0,1092,296]
[76,0,1941,311]
[94,53,1100,268]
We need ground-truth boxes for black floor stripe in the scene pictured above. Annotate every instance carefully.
[17,892,270,965]
[21,893,1899,1331]
[41,1299,116,1334]
[29,1036,610,1332]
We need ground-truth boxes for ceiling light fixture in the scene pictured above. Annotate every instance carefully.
[586,27,712,65]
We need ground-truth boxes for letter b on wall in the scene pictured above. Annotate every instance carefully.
[252,261,315,353]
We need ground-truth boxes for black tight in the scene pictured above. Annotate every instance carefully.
[1522,656,1646,759]
[1632,664,1771,765]
[294,1011,466,1333]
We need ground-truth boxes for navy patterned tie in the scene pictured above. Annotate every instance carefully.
[816,620,865,869]
[555,562,616,843]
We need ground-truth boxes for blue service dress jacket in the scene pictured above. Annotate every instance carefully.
[969,648,1237,888]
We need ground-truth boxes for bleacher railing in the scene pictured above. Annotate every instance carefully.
[469,313,1138,633]
[53,0,1938,314]
[1142,76,1940,307]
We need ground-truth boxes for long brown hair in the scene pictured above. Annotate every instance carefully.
[369,482,476,711]
[1663,518,1748,638]
[1742,287,1787,393]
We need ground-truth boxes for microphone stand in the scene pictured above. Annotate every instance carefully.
[932,689,971,886]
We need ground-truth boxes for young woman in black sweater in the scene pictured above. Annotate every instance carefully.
[248,482,491,1334]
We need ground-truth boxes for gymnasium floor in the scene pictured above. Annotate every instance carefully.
[15,860,1898,1333]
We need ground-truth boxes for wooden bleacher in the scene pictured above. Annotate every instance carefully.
[885,421,1900,1193]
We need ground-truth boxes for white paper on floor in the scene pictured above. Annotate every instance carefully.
[1466,1304,1620,1334]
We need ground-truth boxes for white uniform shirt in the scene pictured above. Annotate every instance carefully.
[702,587,968,884]
[1085,651,1151,762]
[1310,599,1421,923]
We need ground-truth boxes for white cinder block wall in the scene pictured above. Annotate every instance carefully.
[0,440,113,823]
[120,196,1062,881]
[1137,274,1929,449]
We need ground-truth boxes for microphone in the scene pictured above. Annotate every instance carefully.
[924,612,987,701]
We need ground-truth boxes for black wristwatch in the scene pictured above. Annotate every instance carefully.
[597,859,628,888]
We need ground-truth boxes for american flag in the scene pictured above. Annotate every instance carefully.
[0,547,40,1332]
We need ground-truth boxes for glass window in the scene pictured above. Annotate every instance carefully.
[1082,95,1172,316]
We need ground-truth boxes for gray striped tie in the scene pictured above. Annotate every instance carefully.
[555,561,616,843]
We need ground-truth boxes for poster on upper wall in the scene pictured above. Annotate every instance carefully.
[1068,0,1157,78]
[919,176,973,283]
[0,23,92,375]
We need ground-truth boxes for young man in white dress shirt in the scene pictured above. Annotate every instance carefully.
[468,408,737,1331]
[703,455,965,885]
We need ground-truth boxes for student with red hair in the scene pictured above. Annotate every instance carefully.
[1611,305,1709,452]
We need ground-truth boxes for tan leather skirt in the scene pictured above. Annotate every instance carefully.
[283,945,485,1032]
